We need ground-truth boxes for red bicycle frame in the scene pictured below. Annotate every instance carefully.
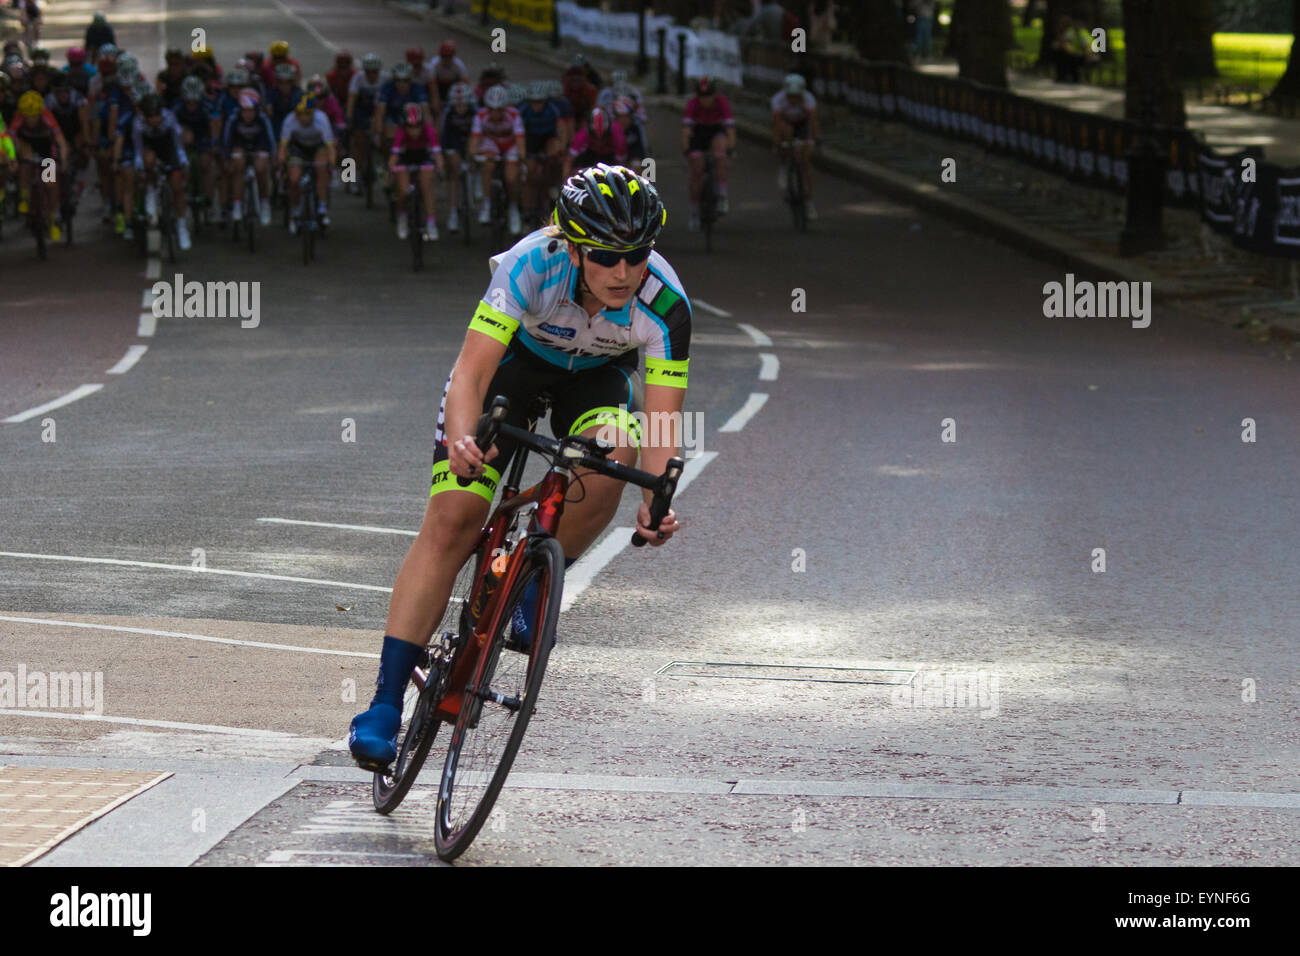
[433,465,569,721]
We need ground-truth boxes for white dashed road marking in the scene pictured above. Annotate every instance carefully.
[3,384,104,424]
[718,393,769,432]
[106,345,149,375]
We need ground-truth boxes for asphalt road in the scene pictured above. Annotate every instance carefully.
[2,0,1298,867]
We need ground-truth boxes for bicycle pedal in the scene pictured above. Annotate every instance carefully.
[353,757,392,775]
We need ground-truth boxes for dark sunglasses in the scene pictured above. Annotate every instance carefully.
[585,245,652,267]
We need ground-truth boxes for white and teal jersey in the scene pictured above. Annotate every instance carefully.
[470,229,692,388]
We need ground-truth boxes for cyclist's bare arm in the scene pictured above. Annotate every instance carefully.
[445,328,508,477]
[634,383,685,545]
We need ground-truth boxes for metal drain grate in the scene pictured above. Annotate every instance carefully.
[653,661,918,686]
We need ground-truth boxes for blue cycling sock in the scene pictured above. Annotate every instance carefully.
[516,557,576,635]
[371,635,423,708]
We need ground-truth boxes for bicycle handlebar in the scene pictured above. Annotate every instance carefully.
[459,396,684,548]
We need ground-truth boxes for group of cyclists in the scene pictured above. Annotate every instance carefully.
[0,33,663,254]
[1,21,822,255]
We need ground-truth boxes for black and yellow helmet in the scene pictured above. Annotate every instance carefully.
[553,164,665,251]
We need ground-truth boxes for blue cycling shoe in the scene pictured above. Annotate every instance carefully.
[349,701,401,769]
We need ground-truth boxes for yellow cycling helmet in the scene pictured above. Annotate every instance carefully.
[194,45,214,62]
[270,40,289,58]
[19,90,44,117]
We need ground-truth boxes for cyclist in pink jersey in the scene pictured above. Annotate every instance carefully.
[680,76,734,230]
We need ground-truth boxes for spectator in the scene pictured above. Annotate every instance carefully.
[911,0,934,59]
[1051,15,1097,84]
[84,11,115,61]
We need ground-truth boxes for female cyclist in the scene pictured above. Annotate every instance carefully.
[349,164,691,767]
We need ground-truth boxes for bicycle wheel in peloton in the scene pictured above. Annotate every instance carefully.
[364,151,375,209]
[409,185,423,271]
[373,545,483,813]
[32,204,46,260]
[787,156,806,232]
[489,178,506,249]
[434,535,564,862]
[460,171,472,246]
[700,171,716,254]
[245,181,257,253]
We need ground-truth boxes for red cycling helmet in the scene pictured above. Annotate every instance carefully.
[403,102,422,125]
[335,49,352,65]
[697,76,717,96]
[66,47,87,65]
[439,40,456,57]
[405,47,424,65]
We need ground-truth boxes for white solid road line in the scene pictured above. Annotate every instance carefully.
[257,517,416,537]
[736,322,772,346]
[560,450,719,612]
[0,615,380,658]
[560,526,637,613]
[718,392,769,432]
[0,709,297,737]
[692,298,733,318]
[145,257,161,280]
[137,312,157,337]
[269,0,340,51]
[0,551,393,593]
[674,450,718,497]
[758,352,779,381]
[107,345,149,375]
[2,384,103,424]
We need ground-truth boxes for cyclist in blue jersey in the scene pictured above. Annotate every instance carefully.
[223,89,274,225]
[348,164,689,768]
[519,79,563,228]
[375,61,428,159]
[264,62,302,140]
[174,75,218,221]
[437,80,475,232]
[345,53,385,196]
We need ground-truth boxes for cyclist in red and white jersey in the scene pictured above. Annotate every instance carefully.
[467,83,524,235]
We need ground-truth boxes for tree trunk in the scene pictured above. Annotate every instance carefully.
[955,0,1012,87]
[1122,0,1186,127]
[1037,0,1064,66]
[1171,0,1218,78]
[1269,0,1300,100]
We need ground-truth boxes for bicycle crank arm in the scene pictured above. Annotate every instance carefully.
[474,687,522,712]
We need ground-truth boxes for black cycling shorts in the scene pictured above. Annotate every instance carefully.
[430,336,643,502]
[688,123,727,153]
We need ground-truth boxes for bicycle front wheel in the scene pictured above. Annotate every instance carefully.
[434,534,563,862]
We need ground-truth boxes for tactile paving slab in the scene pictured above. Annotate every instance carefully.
[0,766,170,866]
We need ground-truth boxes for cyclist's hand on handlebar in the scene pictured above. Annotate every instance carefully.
[634,503,679,546]
[448,435,498,479]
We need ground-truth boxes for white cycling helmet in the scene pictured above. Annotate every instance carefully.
[784,72,806,95]
[484,84,508,109]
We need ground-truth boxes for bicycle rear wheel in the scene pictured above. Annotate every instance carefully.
[489,179,506,249]
[434,534,563,862]
[373,545,482,813]
[460,171,472,246]
[787,157,806,232]
[409,185,423,271]
[700,172,716,254]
